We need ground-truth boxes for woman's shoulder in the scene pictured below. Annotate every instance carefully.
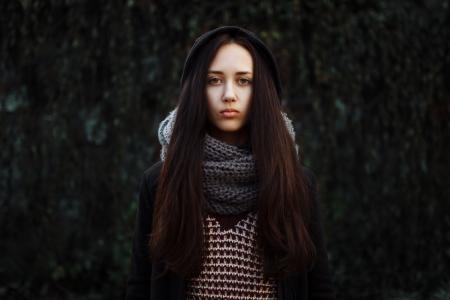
[141,160,163,191]
[302,165,317,193]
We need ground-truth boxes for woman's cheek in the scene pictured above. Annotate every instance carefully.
[206,88,221,108]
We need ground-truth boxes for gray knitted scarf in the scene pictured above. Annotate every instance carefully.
[158,108,298,215]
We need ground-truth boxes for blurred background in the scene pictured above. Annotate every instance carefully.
[1,0,449,299]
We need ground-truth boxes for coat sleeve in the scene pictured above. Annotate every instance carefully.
[303,167,337,300]
[125,162,162,300]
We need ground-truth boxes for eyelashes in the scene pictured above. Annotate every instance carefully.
[238,78,252,85]
[207,77,221,85]
[207,77,252,86]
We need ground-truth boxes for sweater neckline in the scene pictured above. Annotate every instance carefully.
[207,211,255,234]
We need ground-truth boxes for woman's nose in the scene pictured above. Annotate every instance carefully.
[222,81,236,102]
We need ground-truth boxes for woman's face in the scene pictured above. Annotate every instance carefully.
[206,42,253,146]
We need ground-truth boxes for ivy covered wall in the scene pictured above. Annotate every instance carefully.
[1,0,449,299]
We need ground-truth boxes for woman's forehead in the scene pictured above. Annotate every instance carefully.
[208,43,253,73]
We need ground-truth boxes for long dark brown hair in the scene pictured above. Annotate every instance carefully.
[150,31,316,279]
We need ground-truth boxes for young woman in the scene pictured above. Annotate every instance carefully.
[125,26,336,300]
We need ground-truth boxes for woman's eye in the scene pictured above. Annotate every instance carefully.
[207,77,221,85]
[238,78,252,85]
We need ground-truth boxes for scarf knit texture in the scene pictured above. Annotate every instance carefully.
[158,107,298,215]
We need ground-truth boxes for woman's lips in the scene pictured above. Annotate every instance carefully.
[220,109,239,118]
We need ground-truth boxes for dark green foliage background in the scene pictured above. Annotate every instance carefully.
[1,0,449,299]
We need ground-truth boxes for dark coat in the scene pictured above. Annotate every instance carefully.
[125,161,337,300]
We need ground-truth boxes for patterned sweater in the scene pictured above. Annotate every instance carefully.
[185,211,278,299]
[125,161,337,300]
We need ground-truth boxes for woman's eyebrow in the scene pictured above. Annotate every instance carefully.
[208,70,253,75]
